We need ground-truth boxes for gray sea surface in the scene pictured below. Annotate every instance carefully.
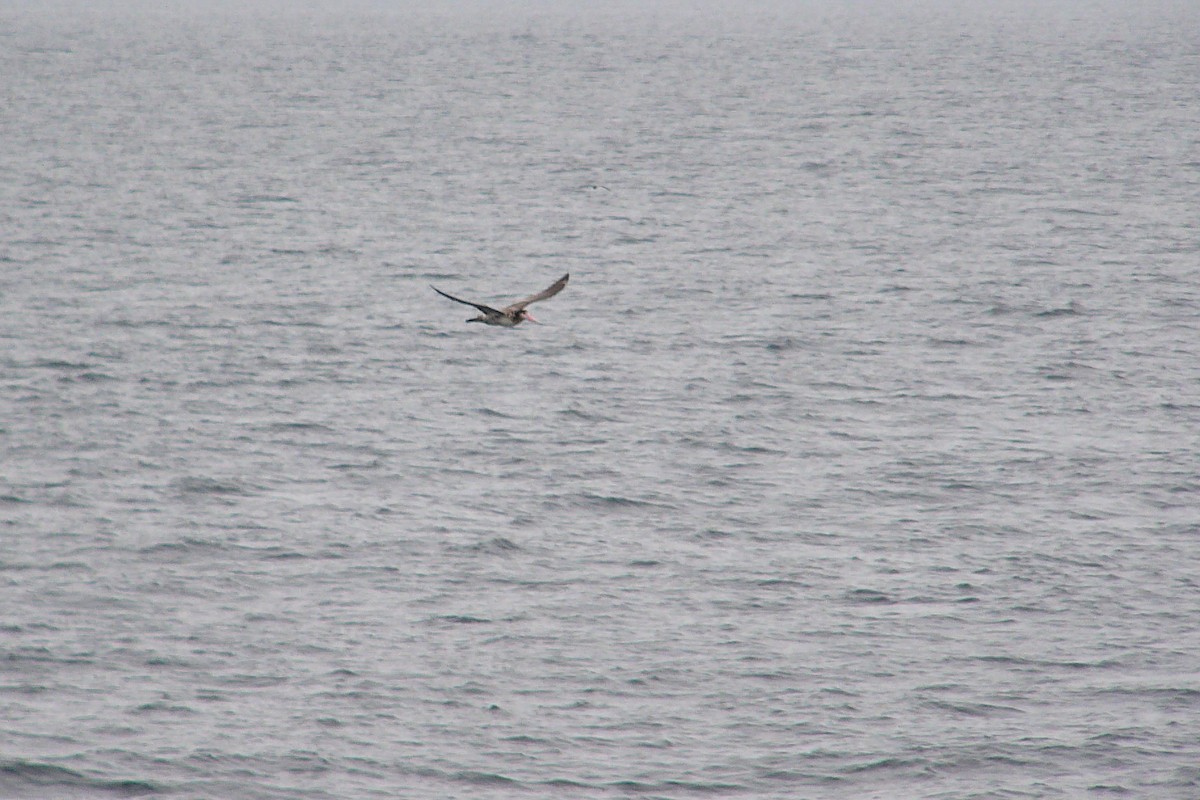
[3,2,1199,798]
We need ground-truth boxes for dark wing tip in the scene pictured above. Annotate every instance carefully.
[432,285,497,313]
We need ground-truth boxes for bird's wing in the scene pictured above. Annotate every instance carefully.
[503,273,569,312]
[431,286,500,315]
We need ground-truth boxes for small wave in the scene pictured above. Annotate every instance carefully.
[840,756,925,774]
[237,194,299,204]
[614,233,659,245]
[137,538,227,558]
[556,406,615,422]
[256,318,324,327]
[697,528,735,539]
[74,371,118,382]
[28,359,93,370]
[1035,303,1082,318]
[25,561,93,573]
[468,536,521,554]
[1099,686,1200,706]
[578,492,669,509]
[100,318,172,328]
[132,701,196,715]
[923,699,1025,717]
[538,776,594,790]
[1088,784,1132,794]
[0,682,48,695]
[1040,206,1115,217]
[606,778,746,794]
[763,336,812,352]
[435,615,493,625]
[173,476,256,497]
[844,588,895,605]
[259,549,313,561]
[265,421,333,433]
[719,442,785,456]
[453,770,518,786]
[0,760,157,796]
[756,577,806,588]
[502,734,554,745]
[969,655,1119,670]
[219,674,289,688]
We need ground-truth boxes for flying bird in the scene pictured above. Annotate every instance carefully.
[432,273,569,327]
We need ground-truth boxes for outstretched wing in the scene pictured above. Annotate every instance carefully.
[503,273,570,313]
[431,285,500,315]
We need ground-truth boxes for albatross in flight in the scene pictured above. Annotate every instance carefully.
[432,273,569,327]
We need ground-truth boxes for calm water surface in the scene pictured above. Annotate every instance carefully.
[2,3,1199,798]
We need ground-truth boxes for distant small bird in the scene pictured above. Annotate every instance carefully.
[432,273,569,327]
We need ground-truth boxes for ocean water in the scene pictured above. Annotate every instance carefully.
[2,2,1199,798]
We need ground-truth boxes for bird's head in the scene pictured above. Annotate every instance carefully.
[517,309,539,324]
